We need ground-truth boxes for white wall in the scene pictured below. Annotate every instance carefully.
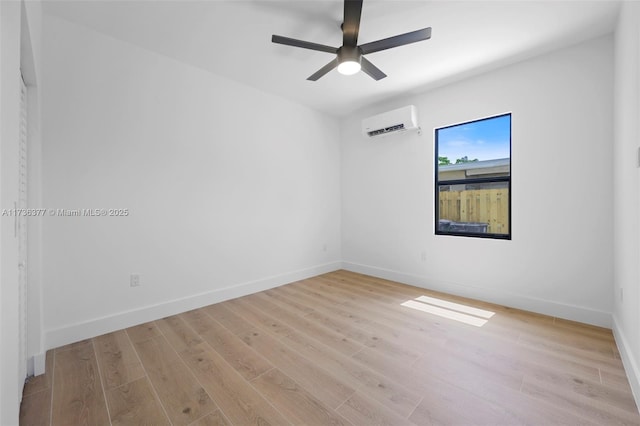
[612,0,640,406]
[41,16,342,348]
[341,35,614,327]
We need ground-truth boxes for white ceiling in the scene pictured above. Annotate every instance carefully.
[42,0,621,117]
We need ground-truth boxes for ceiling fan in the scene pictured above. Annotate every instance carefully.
[271,0,432,81]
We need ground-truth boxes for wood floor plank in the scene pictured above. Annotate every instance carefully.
[411,344,523,393]
[354,332,608,425]
[224,297,418,419]
[19,389,51,426]
[239,326,356,409]
[105,377,170,425]
[250,368,353,425]
[94,330,145,390]
[555,316,614,340]
[408,385,513,426]
[228,298,298,337]
[188,409,232,426]
[263,287,315,315]
[254,290,423,364]
[177,342,290,426]
[303,309,421,364]
[336,391,413,426]
[601,369,634,391]
[51,340,110,426]
[221,296,300,336]
[524,367,637,413]
[166,312,273,381]
[282,279,460,347]
[156,314,205,353]
[451,331,602,382]
[522,375,640,425]
[270,325,421,417]
[133,335,217,425]
[126,321,164,344]
[442,337,526,387]
[518,332,626,372]
[515,321,617,359]
[183,307,236,336]
[472,377,600,426]
[452,332,606,391]
[314,275,407,305]
[239,293,365,357]
[353,341,524,415]
[203,303,256,336]
[277,283,450,355]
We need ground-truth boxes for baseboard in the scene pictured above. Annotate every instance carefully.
[44,262,342,349]
[32,352,46,376]
[342,261,612,328]
[612,315,640,410]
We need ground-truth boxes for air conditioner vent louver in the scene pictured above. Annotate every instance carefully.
[367,124,405,137]
[362,105,419,138]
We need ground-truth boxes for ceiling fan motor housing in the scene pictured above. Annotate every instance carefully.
[338,46,362,65]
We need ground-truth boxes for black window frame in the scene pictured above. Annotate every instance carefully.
[434,113,512,240]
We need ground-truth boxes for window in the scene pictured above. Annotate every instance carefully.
[435,113,511,239]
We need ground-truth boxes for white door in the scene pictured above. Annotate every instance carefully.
[18,76,28,381]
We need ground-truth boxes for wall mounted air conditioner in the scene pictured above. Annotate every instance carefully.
[362,105,419,138]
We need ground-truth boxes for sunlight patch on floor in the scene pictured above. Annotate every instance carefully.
[401,296,495,327]
[414,295,495,319]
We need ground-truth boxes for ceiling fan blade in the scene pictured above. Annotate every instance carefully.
[360,56,387,81]
[359,27,432,55]
[343,0,363,47]
[307,58,340,81]
[272,35,338,54]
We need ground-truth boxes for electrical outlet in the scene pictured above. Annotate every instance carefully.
[130,274,141,287]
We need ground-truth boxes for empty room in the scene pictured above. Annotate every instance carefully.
[3,0,640,424]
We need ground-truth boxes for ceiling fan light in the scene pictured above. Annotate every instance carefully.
[337,60,361,75]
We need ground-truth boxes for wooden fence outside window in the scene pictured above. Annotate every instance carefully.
[438,188,509,234]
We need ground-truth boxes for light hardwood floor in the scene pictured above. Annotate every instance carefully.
[20,270,640,425]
